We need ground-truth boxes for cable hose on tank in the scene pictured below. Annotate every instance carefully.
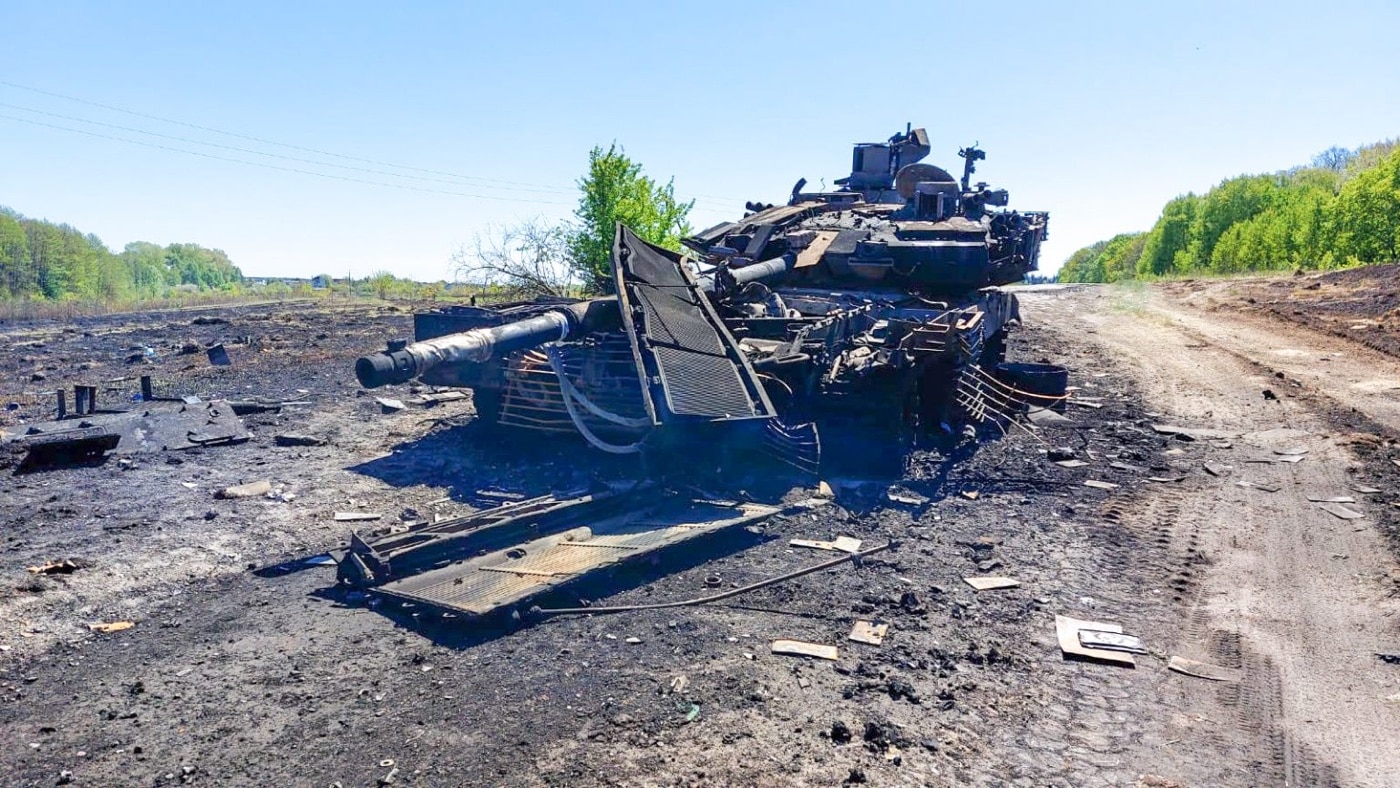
[544,345,649,454]
[544,346,652,428]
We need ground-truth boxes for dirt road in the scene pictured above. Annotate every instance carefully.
[1,284,1398,786]
[1021,284,1400,786]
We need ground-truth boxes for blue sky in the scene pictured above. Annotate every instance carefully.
[2,1,1397,281]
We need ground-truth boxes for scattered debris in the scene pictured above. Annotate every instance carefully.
[27,559,83,575]
[790,536,863,554]
[1236,481,1281,493]
[1027,406,1073,424]
[816,481,835,498]
[963,576,1020,591]
[1377,653,1400,665]
[206,343,231,366]
[1203,462,1232,477]
[772,639,839,661]
[1083,480,1119,490]
[1054,459,1089,468]
[1316,502,1364,520]
[88,621,134,634]
[216,480,273,499]
[375,397,406,413]
[1353,485,1383,494]
[1078,629,1147,654]
[848,621,889,645]
[1275,446,1309,456]
[1147,476,1185,483]
[1151,424,1233,441]
[1306,495,1356,503]
[1167,655,1243,682]
[334,512,383,522]
[1055,615,1135,667]
[274,433,325,447]
[960,490,980,500]
[885,490,928,507]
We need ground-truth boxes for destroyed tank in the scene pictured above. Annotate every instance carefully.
[355,127,1053,473]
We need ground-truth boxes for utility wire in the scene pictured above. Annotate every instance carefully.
[0,101,577,196]
[0,113,579,205]
[0,79,748,205]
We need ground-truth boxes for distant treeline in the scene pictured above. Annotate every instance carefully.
[0,206,243,301]
[1059,141,1400,282]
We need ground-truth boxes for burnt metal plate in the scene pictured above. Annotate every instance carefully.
[371,498,780,618]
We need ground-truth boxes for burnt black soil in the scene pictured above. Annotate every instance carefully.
[0,298,1219,786]
[1168,262,1400,360]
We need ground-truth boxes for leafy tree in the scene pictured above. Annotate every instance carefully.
[1332,145,1400,264]
[1136,195,1200,276]
[567,144,693,292]
[368,270,398,300]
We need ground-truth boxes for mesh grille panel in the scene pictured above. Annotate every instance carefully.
[655,347,757,418]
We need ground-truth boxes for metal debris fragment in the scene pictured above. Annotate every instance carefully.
[1055,615,1135,667]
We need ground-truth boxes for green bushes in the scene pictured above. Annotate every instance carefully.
[1060,141,1400,282]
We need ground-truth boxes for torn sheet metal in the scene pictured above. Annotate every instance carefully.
[348,491,783,621]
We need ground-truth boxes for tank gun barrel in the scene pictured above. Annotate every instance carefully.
[355,298,620,389]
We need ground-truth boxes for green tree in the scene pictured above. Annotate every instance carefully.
[1137,195,1200,276]
[567,144,694,292]
[1332,146,1400,264]
[368,270,398,300]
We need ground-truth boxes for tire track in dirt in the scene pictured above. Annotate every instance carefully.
[1022,286,1400,787]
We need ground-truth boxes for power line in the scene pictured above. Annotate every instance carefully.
[0,78,576,192]
[0,113,577,205]
[0,79,753,207]
[0,101,580,196]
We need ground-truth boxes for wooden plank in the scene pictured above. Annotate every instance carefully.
[771,639,839,660]
[334,512,383,522]
[794,230,838,269]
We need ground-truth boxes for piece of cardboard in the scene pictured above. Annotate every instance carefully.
[964,576,1020,591]
[1055,615,1135,667]
[848,621,889,645]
